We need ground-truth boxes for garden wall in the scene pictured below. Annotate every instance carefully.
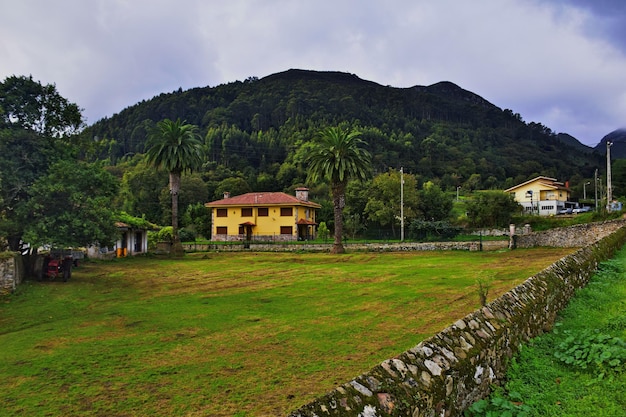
[287,225,626,417]
[0,253,23,295]
[515,218,626,248]
[183,241,509,253]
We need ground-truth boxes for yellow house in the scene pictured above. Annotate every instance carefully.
[205,188,321,242]
[504,176,572,216]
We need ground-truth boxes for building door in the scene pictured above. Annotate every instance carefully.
[135,231,142,253]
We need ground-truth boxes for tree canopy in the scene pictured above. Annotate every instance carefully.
[0,75,84,137]
[364,169,419,237]
[0,75,87,252]
[22,161,118,248]
[466,191,521,228]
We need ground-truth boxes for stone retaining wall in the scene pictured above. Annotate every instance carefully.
[515,218,626,248]
[0,253,23,295]
[287,225,626,417]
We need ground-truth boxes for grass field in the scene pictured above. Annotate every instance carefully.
[0,248,574,417]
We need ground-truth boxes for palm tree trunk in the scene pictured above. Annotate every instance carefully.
[170,172,184,257]
[331,182,346,254]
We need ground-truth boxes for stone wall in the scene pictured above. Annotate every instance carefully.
[0,253,23,295]
[516,218,626,248]
[183,241,510,253]
[287,225,626,417]
[183,220,625,254]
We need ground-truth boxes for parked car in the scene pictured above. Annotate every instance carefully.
[573,206,591,214]
[557,207,573,215]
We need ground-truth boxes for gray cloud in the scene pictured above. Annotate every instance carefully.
[1,0,625,145]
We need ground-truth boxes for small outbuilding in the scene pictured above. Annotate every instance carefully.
[87,214,158,259]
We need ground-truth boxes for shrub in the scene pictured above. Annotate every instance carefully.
[408,220,462,241]
[157,226,173,242]
[179,228,197,243]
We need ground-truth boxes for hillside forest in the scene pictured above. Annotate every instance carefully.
[1,70,620,250]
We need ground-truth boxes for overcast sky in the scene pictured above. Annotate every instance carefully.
[1,0,625,146]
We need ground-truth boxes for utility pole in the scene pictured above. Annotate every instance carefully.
[583,181,590,200]
[607,141,613,211]
[400,167,404,242]
[594,169,598,212]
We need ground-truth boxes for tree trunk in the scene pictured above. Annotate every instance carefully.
[170,172,184,257]
[331,182,346,254]
[7,235,21,252]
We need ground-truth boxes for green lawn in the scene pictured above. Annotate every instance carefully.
[1,249,572,417]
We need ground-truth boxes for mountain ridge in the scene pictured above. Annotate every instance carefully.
[593,128,626,158]
[87,68,603,191]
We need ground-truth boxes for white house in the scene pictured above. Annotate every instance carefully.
[504,176,573,216]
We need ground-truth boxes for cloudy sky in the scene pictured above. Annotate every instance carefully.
[1,0,625,146]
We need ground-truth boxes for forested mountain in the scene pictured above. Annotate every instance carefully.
[87,68,603,195]
[594,128,626,158]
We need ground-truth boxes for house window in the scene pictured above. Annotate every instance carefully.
[216,226,227,235]
[238,226,244,234]
[280,207,293,216]
[280,226,293,235]
[216,208,228,217]
[241,208,253,217]
[258,207,268,216]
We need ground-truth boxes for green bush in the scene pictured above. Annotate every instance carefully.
[408,219,462,241]
[179,228,197,243]
[157,226,173,242]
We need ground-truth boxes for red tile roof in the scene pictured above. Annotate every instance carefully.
[206,192,321,208]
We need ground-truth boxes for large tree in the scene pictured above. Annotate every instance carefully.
[116,159,168,224]
[0,75,83,137]
[306,126,371,254]
[145,118,204,256]
[417,181,453,221]
[22,161,119,249]
[466,191,521,228]
[364,169,419,237]
[0,75,85,252]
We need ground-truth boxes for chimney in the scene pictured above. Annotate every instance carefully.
[224,192,230,199]
[295,187,309,202]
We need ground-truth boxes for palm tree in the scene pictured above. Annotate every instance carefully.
[307,126,371,254]
[145,118,204,256]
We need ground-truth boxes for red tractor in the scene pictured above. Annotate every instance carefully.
[43,255,73,282]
